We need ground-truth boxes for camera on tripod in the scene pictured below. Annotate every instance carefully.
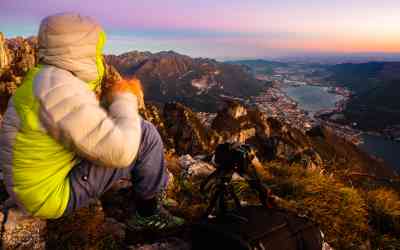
[193,143,324,250]
[201,142,273,217]
[213,143,255,175]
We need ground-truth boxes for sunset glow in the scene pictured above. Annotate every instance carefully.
[1,0,399,59]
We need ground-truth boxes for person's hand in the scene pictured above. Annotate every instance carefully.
[107,78,145,109]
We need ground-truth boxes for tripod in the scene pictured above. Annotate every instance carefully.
[200,143,273,218]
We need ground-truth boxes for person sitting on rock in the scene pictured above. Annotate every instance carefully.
[0,12,184,231]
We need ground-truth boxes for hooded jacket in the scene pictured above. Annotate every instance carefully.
[0,13,141,219]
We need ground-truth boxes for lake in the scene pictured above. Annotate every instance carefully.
[282,85,343,115]
[361,134,400,173]
[281,84,400,173]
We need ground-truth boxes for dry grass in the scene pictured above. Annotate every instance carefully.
[367,188,400,249]
[265,162,370,249]
[167,158,400,249]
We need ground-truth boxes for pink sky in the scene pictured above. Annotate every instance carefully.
[1,0,399,59]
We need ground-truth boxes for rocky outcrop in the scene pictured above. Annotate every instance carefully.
[178,155,215,184]
[140,103,175,150]
[0,207,46,250]
[128,238,190,250]
[163,102,221,155]
[0,33,10,74]
[0,35,37,114]
[211,100,256,143]
[5,36,37,76]
[211,100,319,166]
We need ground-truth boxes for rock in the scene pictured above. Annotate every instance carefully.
[140,103,174,151]
[164,102,220,155]
[179,154,215,182]
[128,237,191,250]
[322,242,334,250]
[103,217,126,241]
[290,148,324,170]
[212,100,255,143]
[0,35,37,114]
[46,201,110,249]
[0,207,46,250]
[211,100,315,163]
[0,32,10,74]
[212,100,274,146]
[5,36,37,77]
[196,112,217,129]
[226,101,247,119]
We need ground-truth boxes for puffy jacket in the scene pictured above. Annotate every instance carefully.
[0,13,142,219]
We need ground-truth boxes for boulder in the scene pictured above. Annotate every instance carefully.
[128,237,190,250]
[178,154,215,183]
[0,207,46,250]
[290,148,324,171]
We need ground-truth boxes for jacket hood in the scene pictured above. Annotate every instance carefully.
[38,12,106,86]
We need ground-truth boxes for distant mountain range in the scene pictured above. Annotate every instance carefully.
[274,53,400,64]
[106,51,264,112]
[226,60,289,75]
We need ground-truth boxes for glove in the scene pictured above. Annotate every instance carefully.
[107,78,145,109]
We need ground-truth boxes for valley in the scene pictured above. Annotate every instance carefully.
[234,60,400,171]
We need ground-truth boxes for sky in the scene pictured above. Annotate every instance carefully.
[0,0,399,60]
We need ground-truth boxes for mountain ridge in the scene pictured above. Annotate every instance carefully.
[105,51,264,112]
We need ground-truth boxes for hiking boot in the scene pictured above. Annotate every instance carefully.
[127,207,185,231]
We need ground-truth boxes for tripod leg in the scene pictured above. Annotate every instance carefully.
[228,184,242,210]
[217,185,227,216]
[203,188,220,219]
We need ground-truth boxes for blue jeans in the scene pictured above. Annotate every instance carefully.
[64,119,169,215]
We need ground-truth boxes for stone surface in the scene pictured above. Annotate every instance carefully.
[290,148,324,170]
[322,242,334,250]
[140,103,175,151]
[102,217,126,241]
[0,32,10,74]
[128,238,191,250]
[163,102,220,155]
[0,207,46,250]
[178,154,215,183]
[211,100,320,166]
[0,36,37,114]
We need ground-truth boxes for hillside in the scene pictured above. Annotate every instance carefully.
[328,62,400,130]
[106,51,264,112]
